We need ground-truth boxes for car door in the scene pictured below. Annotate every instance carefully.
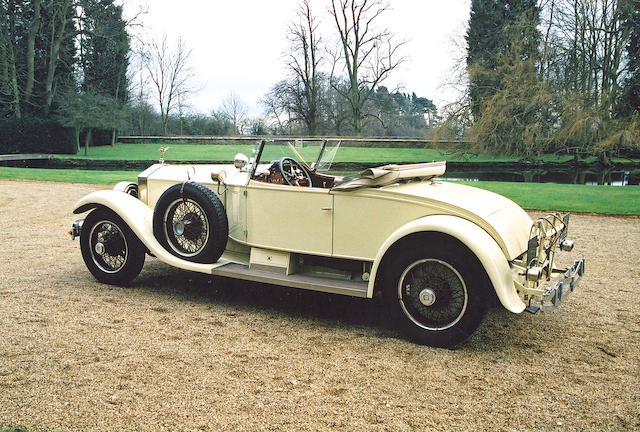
[245,180,333,255]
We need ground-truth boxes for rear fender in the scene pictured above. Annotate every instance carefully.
[73,190,215,273]
[368,214,526,313]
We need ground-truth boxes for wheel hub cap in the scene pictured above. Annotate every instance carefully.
[95,242,105,256]
[173,221,185,236]
[418,288,436,306]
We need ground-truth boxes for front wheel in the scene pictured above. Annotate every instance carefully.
[80,208,145,285]
[383,242,488,347]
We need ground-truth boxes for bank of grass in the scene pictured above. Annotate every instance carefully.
[0,167,138,184]
[1,166,638,215]
[451,180,640,215]
[55,142,564,163]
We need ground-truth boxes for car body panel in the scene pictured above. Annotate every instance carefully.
[246,180,333,255]
[367,214,526,313]
[330,181,532,261]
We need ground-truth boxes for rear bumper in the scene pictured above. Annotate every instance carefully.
[540,257,585,310]
[522,256,585,313]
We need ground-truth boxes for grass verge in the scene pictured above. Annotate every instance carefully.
[0,167,638,215]
[452,180,640,215]
[0,167,138,184]
[53,143,557,163]
[55,142,640,164]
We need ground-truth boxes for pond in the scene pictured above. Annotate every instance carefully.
[326,162,640,186]
[441,165,640,186]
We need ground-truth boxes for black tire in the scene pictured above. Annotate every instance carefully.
[153,182,228,263]
[382,237,488,347]
[80,208,145,285]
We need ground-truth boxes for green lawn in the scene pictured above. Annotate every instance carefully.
[55,142,569,163]
[452,180,640,215]
[1,166,638,215]
[0,167,138,184]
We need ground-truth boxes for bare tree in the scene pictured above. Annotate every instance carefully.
[145,34,195,135]
[284,0,324,135]
[544,0,630,113]
[261,83,291,134]
[329,0,406,135]
[128,42,152,135]
[219,91,248,134]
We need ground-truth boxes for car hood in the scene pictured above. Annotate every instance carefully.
[374,181,533,259]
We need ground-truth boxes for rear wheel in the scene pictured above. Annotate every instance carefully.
[383,240,488,347]
[80,208,145,285]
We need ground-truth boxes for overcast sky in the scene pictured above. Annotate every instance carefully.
[123,0,471,116]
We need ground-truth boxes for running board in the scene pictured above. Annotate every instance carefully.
[210,262,369,298]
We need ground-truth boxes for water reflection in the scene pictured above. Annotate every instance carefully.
[442,166,640,186]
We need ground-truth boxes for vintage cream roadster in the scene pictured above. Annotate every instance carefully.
[70,139,585,347]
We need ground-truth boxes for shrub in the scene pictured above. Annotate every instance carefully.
[0,116,77,154]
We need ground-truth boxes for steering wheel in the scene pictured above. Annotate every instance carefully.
[277,157,312,187]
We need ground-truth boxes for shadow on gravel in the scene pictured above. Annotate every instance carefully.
[84,260,520,351]
[128,262,401,339]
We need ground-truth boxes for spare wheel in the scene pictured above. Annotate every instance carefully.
[153,182,228,263]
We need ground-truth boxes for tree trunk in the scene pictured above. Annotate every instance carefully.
[1,38,8,88]
[44,1,70,115]
[74,128,80,153]
[162,112,169,135]
[111,129,116,146]
[84,128,92,156]
[7,42,21,119]
[5,0,21,118]
[24,0,43,107]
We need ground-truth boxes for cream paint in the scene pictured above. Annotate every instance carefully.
[246,180,333,255]
[367,214,526,313]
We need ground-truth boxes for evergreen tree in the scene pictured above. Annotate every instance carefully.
[80,0,130,103]
[466,0,504,119]
[619,0,640,117]
[466,0,541,119]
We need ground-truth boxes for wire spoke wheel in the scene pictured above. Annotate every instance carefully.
[80,209,145,285]
[89,220,128,273]
[153,182,228,264]
[164,198,210,257]
[397,258,468,331]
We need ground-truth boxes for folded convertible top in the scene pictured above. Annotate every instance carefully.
[332,161,446,191]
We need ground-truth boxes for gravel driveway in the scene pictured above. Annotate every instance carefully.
[0,180,638,431]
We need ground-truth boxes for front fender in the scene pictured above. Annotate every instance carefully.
[368,214,526,313]
[73,190,216,274]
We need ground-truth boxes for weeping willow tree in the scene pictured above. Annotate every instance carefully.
[463,0,640,159]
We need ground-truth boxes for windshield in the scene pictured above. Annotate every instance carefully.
[251,139,341,172]
[314,140,341,171]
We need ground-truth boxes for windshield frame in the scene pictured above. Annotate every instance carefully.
[249,139,339,177]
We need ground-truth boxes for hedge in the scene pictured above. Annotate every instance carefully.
[0,116,77,154]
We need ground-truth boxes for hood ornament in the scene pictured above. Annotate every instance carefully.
[159,146,170,164]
